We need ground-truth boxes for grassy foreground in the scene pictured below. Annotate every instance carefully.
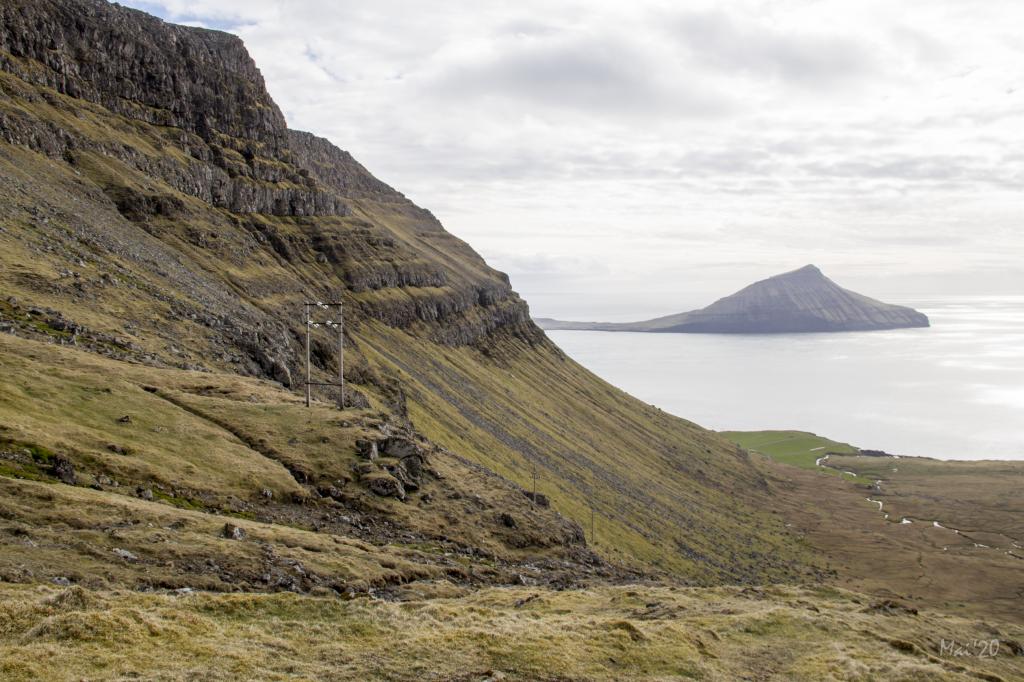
[2,582,1023,681]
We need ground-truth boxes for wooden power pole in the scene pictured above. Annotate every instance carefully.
[303,301,345,408]
[531,463,537,505]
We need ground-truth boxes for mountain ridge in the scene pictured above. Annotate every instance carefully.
[0,0,814,586]
[537,264,930,333]
[1,4,1022,680]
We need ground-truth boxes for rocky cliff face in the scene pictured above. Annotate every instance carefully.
[0,0,537,379]
[538,265,930,333]
[0,0,815,583]
[0,0,349,216]
[0,0,285,147]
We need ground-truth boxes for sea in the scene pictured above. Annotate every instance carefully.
[543,295,1024,460]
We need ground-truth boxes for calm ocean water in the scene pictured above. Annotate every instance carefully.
[545,296,1024,460]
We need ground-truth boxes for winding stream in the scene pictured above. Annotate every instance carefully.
[814,454,1022,559]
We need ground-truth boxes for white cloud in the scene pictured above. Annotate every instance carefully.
[118,0,1024,312]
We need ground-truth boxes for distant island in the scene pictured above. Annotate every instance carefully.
[536,264,930,333]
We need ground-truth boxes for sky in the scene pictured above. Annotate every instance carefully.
[120,0,1024,318]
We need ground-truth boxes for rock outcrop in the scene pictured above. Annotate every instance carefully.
[537,265,930,334]
[0,0,539,382]
[0,0,823,584]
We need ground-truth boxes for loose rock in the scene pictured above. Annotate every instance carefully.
[367,473,405,500]
[51,456,77,485]
[222,523,246,540]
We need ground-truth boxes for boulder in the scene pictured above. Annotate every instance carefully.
[388,455,424,492]
[366,473,405,500]
[355,439,379,460]
[222,523,246,540]
[381,436,420,459]
[522,491,550,507]
[353,462,376,477]
[269,359,292,387]
[112,548,138,562]
[51,456,76,485]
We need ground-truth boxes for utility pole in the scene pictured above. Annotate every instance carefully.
[303,301,345,408]
[590,506,596,546]
[338,301,345,407]
[533,465,538,501]
[304,302,311,407]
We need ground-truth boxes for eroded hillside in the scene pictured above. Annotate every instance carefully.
[0,0,814,583]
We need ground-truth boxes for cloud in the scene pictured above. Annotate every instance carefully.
[671,10,876,88]
[114,0,1024,299]
[427,31,732,119]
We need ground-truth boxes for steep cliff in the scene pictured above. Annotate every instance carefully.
[0,0,815,583]
[538,264,930,333]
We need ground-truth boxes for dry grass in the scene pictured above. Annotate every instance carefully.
[756,453,1024,623]
[0,474,438,593]
[827,454,1024,543]
[1,582,1021,681]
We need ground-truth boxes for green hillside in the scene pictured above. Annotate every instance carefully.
[0,0,814,585]
[1,2,1022,679]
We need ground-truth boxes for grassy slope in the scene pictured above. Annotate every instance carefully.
[0,65,815,583]
[730,428,1024,623]
[758,453,1024,624]
[363,325,814,583]
[3,582,1022,681]
[0,333,613,586]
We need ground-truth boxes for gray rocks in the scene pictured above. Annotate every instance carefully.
[522,491,550,508]
[317,484,344,501]
[380,436,420,459]
[221,523,246,540]
[355,434,429,496]
[112,548,138,562]
[355,439,379,460]
[366,473,405,500]
[50,455,76,485]
[269,359,292,387]
[387,456,423,492]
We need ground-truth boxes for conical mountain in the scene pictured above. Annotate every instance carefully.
[536,265,930,333]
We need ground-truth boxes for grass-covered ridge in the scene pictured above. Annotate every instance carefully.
[3,4,1023,679]
[0,38,818,583]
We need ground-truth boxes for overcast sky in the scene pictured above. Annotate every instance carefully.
[123,0,1023,317]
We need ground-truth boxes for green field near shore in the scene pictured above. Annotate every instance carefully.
[721,430,868,482]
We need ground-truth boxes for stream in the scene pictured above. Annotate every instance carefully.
[814,454,1022,559]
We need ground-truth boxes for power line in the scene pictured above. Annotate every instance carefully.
[303,301,345,408]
